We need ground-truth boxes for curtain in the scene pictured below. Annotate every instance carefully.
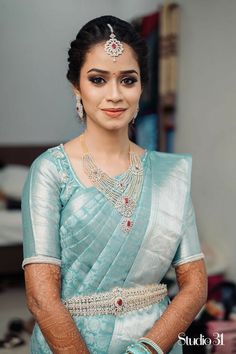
[130,2,180,153]
[159,1,180,151]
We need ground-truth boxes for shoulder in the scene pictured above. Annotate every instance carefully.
[28,145,63,183]
[149,150,192,165]
[149,150,192,162]
[132,141,192,166]
[30,144,62,165]
[148,150,193,181]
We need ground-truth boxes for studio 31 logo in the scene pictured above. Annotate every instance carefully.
[178,332,224,346]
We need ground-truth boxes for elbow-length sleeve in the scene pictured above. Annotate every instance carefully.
[171,158,205,267]
[21,152,62,268]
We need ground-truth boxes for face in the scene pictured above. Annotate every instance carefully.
[74,42,142,132]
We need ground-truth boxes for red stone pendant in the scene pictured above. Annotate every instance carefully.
[121,218,133,233]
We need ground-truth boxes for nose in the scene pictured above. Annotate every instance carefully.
[106,80,123,102]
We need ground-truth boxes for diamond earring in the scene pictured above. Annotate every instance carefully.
[75,94,84,123]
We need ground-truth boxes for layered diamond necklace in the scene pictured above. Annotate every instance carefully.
[80,133,144,233]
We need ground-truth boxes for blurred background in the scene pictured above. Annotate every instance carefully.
[0,0,235,353]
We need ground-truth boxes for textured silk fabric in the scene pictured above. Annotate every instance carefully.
[22,145,204,354]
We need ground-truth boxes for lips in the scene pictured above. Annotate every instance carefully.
[101,108,127,118]
[101,108,127,112]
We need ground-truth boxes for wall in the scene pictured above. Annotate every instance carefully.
[0,0,160,144]
[176,0,236,280]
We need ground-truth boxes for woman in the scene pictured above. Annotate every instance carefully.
[22,15,207,354]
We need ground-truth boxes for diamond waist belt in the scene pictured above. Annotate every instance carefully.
[63,283,167,317]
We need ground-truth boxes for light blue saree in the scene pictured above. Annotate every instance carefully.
[22,144,204,354]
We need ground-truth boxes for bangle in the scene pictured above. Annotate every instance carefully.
[125,342,152,354]
[138,337,164,354]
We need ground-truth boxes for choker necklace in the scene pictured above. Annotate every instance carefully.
[80,133,144,233]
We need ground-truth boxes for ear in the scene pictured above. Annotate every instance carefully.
[72,85,80,97]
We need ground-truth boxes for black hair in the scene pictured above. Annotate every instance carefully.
[67,15,149,88]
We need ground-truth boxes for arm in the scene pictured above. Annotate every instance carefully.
[25,263,89,354]
[143,259,208,354]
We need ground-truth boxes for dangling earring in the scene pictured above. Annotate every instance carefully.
[75,94,85,123]
[132,107,139,124]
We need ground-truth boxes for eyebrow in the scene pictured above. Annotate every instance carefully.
[87,68,139,75]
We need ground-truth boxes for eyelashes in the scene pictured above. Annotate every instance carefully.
[88,77,105,85]
[122,77,138,85]
[88,76,138,86]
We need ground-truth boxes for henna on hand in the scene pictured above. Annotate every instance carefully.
[24,264,89,354]
[144,259,208,354]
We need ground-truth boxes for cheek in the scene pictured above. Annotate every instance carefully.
[79,78,102,104]
[81,88,102,105]
[126,89,142,104]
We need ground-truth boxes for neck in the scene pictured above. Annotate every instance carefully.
[82,126,131,159]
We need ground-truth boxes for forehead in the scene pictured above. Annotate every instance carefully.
[81,42,140,74]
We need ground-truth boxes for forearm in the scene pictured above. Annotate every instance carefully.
[144,260,207,354]
[144,288,205,353]
[25,264,89,354]
[33,300,89,354]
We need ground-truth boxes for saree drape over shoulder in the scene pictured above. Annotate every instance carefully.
[22,145,204,354]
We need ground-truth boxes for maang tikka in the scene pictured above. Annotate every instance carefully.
[104,24,124,62]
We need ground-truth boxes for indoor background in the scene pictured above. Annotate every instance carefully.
[0,0,235,353]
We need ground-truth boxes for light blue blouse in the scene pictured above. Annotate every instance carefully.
[21,144,204,354]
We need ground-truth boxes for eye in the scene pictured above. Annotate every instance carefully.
[121,76,138,86]
[88,76,105,85]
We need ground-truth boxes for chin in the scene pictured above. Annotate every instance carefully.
[95,118,128,130]
[105,121,129,131]
[88,114,130,131]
